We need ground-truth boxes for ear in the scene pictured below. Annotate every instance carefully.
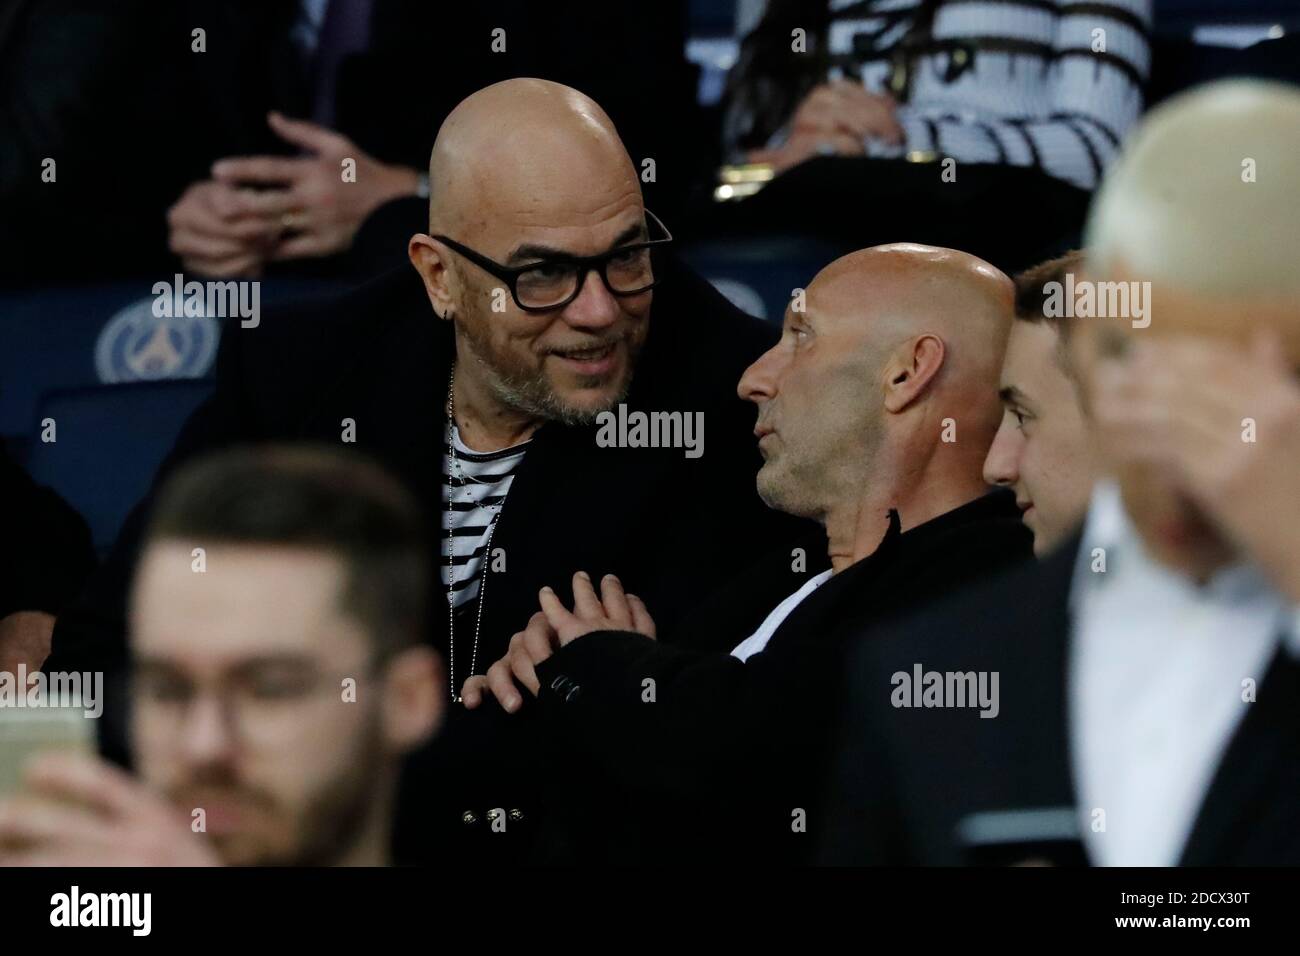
[408,234,455,321]
[379,646,444,754]
[882,333,945,414]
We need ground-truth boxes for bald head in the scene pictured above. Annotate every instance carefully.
[739,243,1013,539]
[809,243,1013,388]
[1088,79,1300,302]
[428,78,639,236]
[409,79,655,429]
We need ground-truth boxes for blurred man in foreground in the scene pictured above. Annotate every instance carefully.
[465,244,1034,862]
[984,250,1097,555]
[824,80,1300,866]
[0,447,441,865]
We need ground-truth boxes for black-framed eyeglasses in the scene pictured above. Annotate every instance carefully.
[430,209,673,313]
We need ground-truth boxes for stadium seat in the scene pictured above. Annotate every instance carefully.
[24,380,213,556]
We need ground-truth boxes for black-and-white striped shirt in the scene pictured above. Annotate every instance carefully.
[766,0,1152,190]
[441,424,529,608]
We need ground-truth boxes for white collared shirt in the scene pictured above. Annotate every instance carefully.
[730,570,834,662]
[1069,481,1300,866]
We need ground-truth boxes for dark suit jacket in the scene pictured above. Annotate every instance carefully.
[46,252,823,863]
[822,534,1300,866]
[528,490,1034,864]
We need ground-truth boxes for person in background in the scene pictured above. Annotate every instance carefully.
[983,250,1097,555]
[0,0,700,282]
[823,80,1300,866]
[0,446,441,866]
[698,0,1151,271]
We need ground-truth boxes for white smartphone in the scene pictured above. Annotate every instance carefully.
[0,706,96,798]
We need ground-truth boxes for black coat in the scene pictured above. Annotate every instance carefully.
[46,253,824,863]
[0,439,96,620]
[527,490,1034,863]
[821,534,1300,866]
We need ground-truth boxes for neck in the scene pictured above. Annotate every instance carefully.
[451,348,543,452]
[825,443,990,573]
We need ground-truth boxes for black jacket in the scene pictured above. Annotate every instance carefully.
[0,439,96,620]
[822,534,1300,866]
[528,490,1033,863]
[46,252,823,863]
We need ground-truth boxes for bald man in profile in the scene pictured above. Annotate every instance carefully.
[49,79,820,864]
[465,244,1033,863]
[823,80,1300,866]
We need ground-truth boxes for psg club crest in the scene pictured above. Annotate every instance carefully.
[94,295,219,384]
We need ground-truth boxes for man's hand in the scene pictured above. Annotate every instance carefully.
[539,571,656,646]
[210,111,419,261]
[166,179,284,278]
[1094,331,1300,600]
[0,753,220,866]
[462,611,559,713]
[0,611,55,674]
[461,572,655,712]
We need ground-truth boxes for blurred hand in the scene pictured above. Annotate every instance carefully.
[747,81,901,175]
[0,753,220,866]
[792,81,903,144]
[166,179,283,278]
[210,111,419,262]
[1093,332,1300,600]
[0,610,55,673]
[461,572,655,712]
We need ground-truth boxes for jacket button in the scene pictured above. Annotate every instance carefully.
[461,811,477,825]
[550,675,571,693]
[564,684,582,702]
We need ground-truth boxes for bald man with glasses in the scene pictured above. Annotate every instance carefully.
[50,78,823,864]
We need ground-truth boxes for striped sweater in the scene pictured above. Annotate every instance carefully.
[754,0,1152,190]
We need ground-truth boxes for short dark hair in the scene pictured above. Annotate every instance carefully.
[1012,250,1086,374]
[144,445,429,659]
[1013,249,1087,330]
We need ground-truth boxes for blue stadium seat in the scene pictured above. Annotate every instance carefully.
[24,380,213,556]
[683,235,850,323]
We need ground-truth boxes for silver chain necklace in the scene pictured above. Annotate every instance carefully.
[444,362,503,703]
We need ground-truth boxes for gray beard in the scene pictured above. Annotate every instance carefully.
[456,323,635,427]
